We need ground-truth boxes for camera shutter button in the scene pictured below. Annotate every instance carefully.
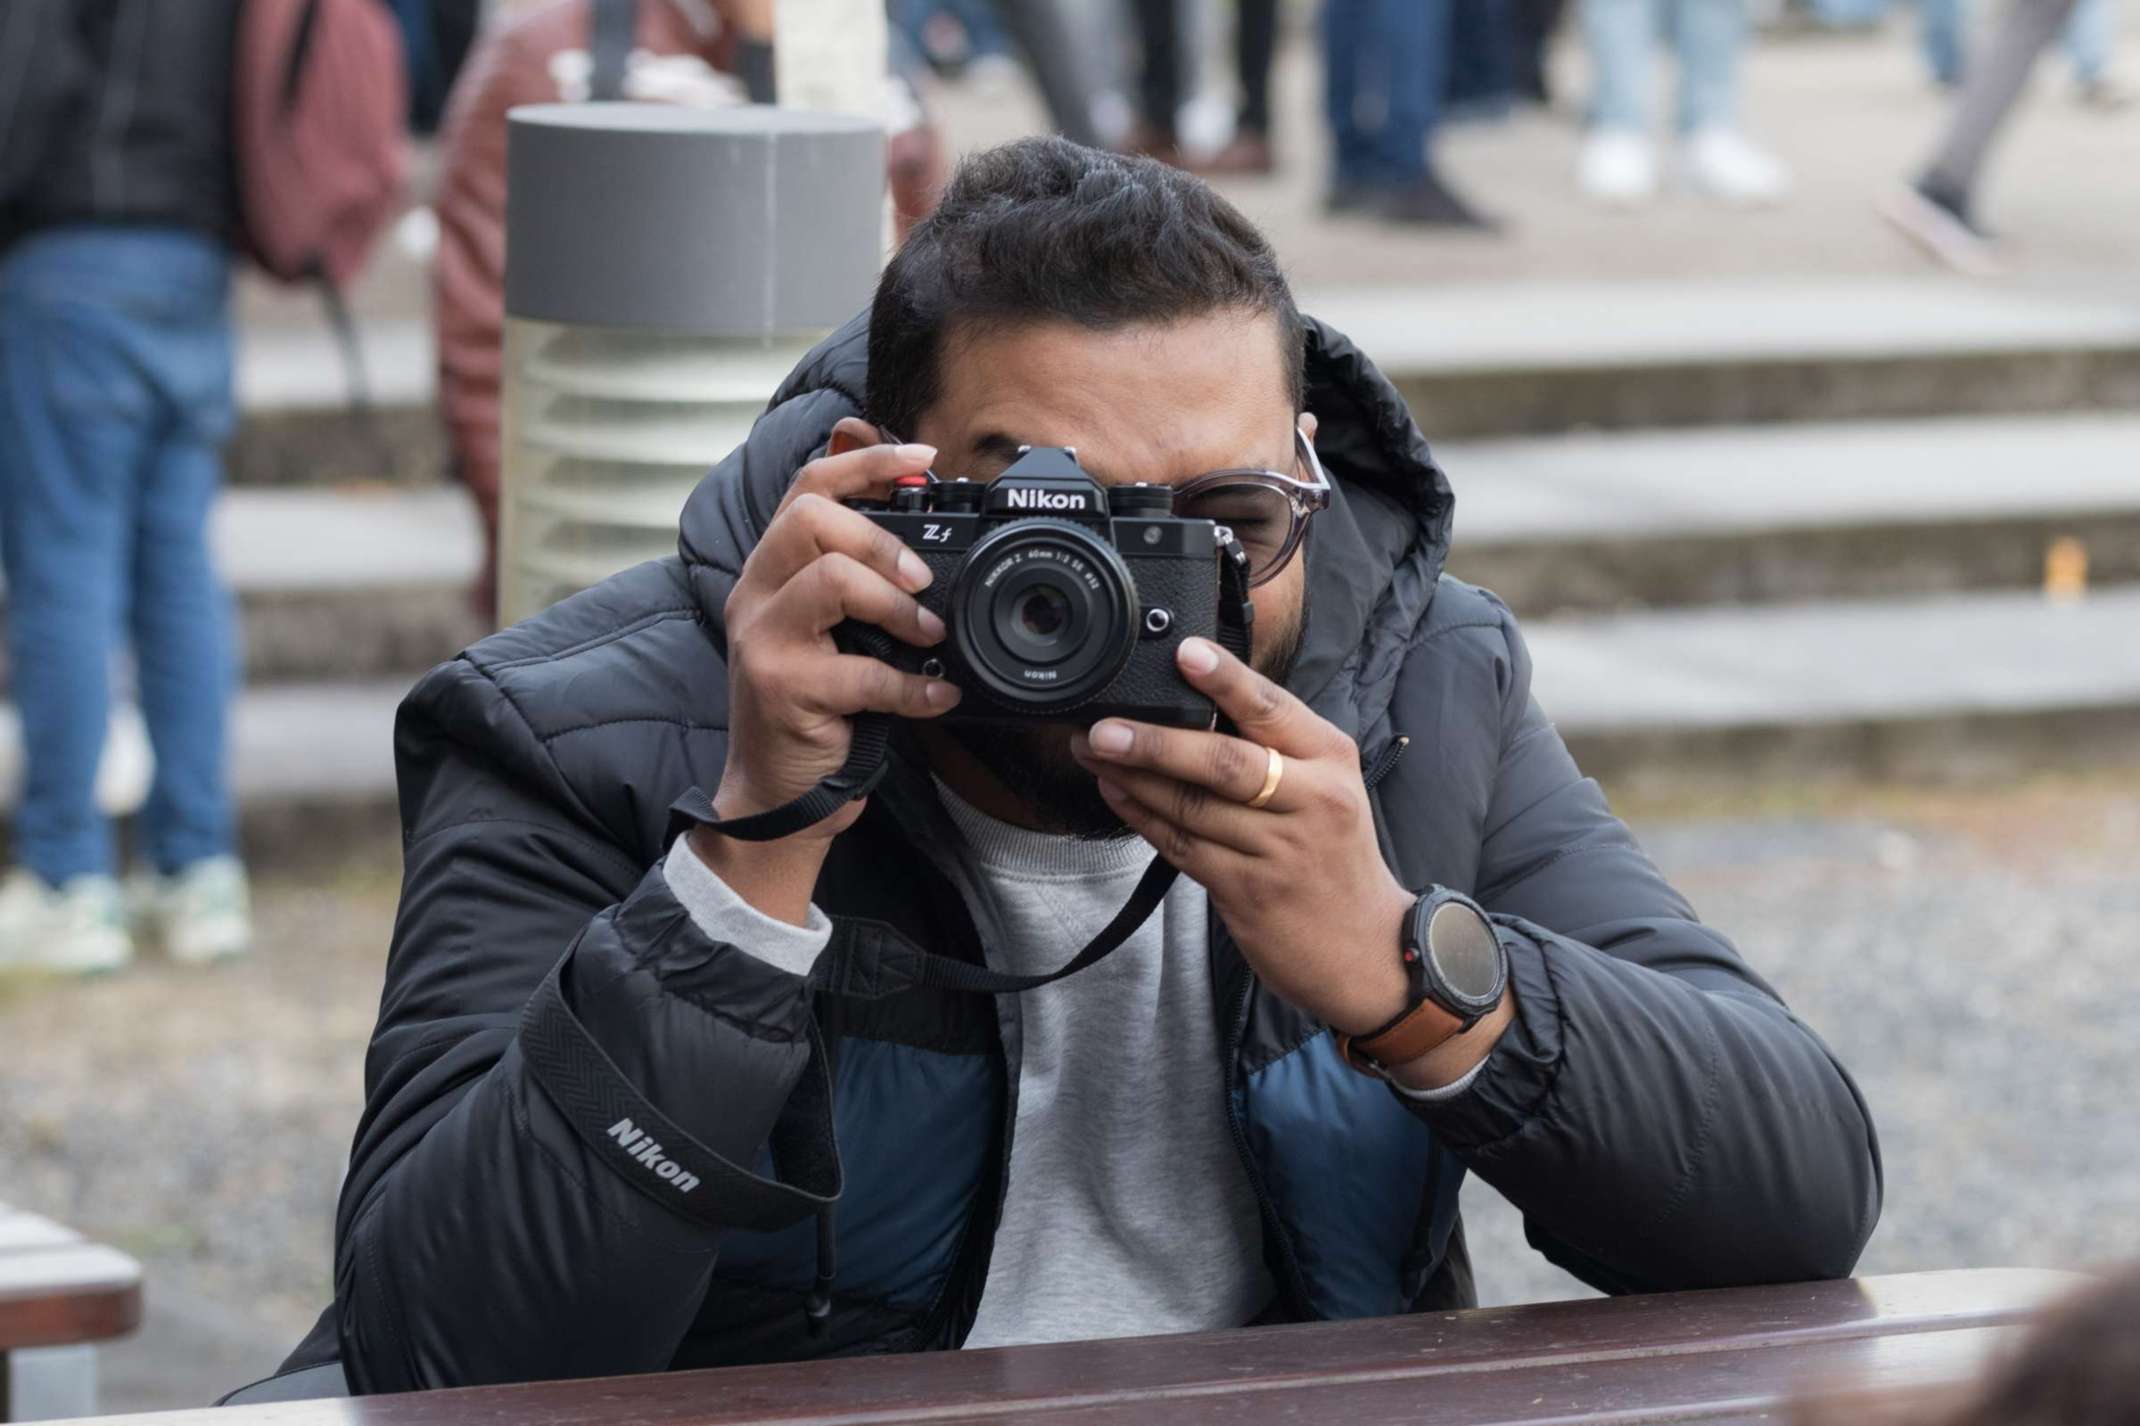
[891,474,931,512]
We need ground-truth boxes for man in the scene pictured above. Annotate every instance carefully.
[298,138,1878,1393]
[0,0,252,971]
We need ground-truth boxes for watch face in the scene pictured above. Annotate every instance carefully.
[1426,902,1503,1006]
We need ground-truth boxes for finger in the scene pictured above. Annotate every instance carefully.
[1073,758,1269,854]
[1073,719,1279,809]
[777,439,938,517]
[745,489,938,600]
[1173,636,1341,758]
[768,552,947,648]
[1096,777,1256,884]
[795,653,962,720]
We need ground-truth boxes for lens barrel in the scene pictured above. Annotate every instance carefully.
[950,518,1139,713]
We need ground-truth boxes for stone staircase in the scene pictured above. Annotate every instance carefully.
[4,276,2138,863]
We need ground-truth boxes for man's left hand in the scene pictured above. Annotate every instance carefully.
[1072,637,1440,1044]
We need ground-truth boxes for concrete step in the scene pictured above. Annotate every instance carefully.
[225,278,2140,487]
[1536,586,2140,793]
[1439,412,2140,616]
[6,586,2136,867]
[0,487,485,688]
[1306,277,2140,439]
[229,318,442,489]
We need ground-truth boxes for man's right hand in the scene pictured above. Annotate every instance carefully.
[691,420,962,924]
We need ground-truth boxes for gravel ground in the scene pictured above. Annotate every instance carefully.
[3,776,2136,1412]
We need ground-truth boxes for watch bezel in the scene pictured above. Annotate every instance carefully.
[1405,892,1508,1025]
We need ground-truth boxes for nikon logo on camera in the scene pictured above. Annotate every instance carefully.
[1003,488,1090,513]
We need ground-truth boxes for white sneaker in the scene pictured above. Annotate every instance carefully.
[1682,128,1791,206]
[1578,129,1659,206]
[131,856,253,964]
[0,870,135,974]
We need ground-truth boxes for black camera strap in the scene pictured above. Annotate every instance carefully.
[670,537,1258,989]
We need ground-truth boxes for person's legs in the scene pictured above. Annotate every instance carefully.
[1323,0,1377,190]
[2063,0,2111,85]
[1676,0,1748,132]
[1446,0,1519,119]
[1514,0,1570,102]
[1131,0,1184,143]
[1922,0,2084,201]
[1921,0,1970,86]
[1237,0,1280,135]
[126,241,238,880]
[1579,0,1662,201]
[1370,0,1442,182]
[1806,0,1891,22]
[1675,0,1791,200]
[1584,0,1656,132]
[984,0,1102,147]
[0,231,153,889]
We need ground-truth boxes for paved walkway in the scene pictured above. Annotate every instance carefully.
[236,20,2140,351]
[937,21,2140,290]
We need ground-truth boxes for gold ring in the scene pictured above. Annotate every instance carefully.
[1245,747,1285,810]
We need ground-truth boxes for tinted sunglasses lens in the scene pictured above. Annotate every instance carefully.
[1178,482,1294,581]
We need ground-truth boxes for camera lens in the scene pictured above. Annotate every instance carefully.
[1015,586,1070,644]
[951,519,1139,714]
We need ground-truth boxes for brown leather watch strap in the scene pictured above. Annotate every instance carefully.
[1337,996,1467,1077]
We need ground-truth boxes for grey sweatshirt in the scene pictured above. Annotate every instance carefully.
[661,783,1474,1347]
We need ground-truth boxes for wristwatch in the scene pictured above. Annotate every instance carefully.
[1337,888,1508,1078]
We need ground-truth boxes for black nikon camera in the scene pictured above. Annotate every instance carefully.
[841,445,1243,727]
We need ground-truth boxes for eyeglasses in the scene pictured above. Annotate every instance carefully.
[877,424,1334,588]
[1172,426,1332,587]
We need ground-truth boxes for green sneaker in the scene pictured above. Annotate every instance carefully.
[0,870,135,974]
[132,856,253,964]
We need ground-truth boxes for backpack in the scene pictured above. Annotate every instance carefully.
[232,0,409,287]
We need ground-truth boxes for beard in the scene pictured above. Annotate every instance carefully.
[946,588,1309,839]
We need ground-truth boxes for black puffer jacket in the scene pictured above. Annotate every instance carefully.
[298,313,1881,1394]
[0,0,244,250]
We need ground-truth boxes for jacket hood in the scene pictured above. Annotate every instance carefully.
[678,311,1454,737]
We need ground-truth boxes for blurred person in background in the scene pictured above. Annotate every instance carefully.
[1201,0,1285,174]
[1578,0,1792,205]
[382,0,485,133]
[0,0,253,971]
[432,0,945,622]
[890,0,1015,84]
[1515,0,1572,104]
[1447,0,1520,122]
[1324,0,1500,227]
[1881,0,2081,273]
[1922,0,2127,106]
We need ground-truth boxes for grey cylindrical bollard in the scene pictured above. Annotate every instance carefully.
[498,103,885,625]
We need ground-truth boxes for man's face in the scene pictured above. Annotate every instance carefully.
[908,310,1311,836]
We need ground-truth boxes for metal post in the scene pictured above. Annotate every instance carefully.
[498,104,885,626]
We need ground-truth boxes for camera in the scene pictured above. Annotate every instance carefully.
[841,445,1236,727]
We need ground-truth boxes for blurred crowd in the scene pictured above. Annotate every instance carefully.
[0,0,2125,977]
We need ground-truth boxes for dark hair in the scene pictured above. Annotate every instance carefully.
[866,137,1307,441]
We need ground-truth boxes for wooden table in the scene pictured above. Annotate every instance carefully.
[0,1204,143,1422]
[64,1268,2073,1426]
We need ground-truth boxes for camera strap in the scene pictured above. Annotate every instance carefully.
[670,536,1259,989]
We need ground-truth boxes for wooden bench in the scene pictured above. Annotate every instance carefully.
[0,1205,142,1423]
[47,1266,2075,1425]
